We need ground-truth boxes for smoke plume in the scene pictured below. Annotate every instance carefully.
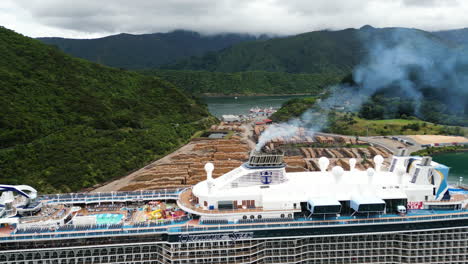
[256,27,468,150]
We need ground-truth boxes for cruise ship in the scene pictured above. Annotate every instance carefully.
[1,150,467,264]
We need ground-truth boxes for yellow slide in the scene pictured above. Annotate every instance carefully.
[149,209,162,220]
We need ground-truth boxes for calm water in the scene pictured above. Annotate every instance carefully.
[203,95,308,118]
[432,152,468,185]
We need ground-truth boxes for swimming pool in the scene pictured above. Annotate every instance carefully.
[95,214,124,225]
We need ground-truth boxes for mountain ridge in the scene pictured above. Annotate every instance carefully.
[38,26,468,74]
[38,30,270,69]
[165,26,462,74]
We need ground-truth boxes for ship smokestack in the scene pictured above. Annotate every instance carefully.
[248,150,284,168]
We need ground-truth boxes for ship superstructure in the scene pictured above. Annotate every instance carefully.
[1,151,467,264]
[180,151,461,221]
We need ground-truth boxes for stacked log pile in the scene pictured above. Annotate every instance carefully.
[295,145,391,173]
[119,138,250,190]
[315,136,335,144]
[210,122,245,132]
[284,156,308,172]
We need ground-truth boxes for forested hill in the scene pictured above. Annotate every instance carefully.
[0,26,214,193]
[166,28,363,74]
[165,26,468,74]
[38,30,267,69]
[142,70,342,95]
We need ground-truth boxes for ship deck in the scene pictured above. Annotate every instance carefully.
[1,189,467,243]
[2,209,468,242]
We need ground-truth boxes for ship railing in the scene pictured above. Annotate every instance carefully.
[1,211,467,242]
[176,211,468,232]
[37,188,183,204]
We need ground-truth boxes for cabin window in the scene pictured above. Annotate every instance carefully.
[218,201,234,210]
[204,201,207,207]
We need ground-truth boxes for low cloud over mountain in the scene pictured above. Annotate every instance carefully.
[2,0,468,38]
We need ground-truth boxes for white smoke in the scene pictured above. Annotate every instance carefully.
[255,85,359,151]
[255,122,299,151]
[256,27,468,150]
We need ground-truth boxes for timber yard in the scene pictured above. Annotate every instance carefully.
[92,115,468,192]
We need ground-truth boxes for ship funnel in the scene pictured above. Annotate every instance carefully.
[366,168,375,184]
[349,158,356,171]
[319,157,330,172]
[248,150,284,168]
[332,166,344,183]
[373,155,384,172]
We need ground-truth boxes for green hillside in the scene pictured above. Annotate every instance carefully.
[166,29,363,74]
[142,70,342,95]
[39,30,267,69]
[0,26,215,193]
[270,97,467,136]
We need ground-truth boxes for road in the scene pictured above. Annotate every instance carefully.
[240,122,256,151]
[315,132,422,155]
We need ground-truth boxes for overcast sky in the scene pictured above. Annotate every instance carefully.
[1,0,467,38]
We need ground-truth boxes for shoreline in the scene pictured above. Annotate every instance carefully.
[431,148,468,155]
[411,146,468,156]
[200,93,314,97]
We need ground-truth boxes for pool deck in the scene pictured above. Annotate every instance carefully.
[2,209,467,242]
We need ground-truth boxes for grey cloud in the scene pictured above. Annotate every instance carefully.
[402,0,459,7]
[7,0,468,37]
